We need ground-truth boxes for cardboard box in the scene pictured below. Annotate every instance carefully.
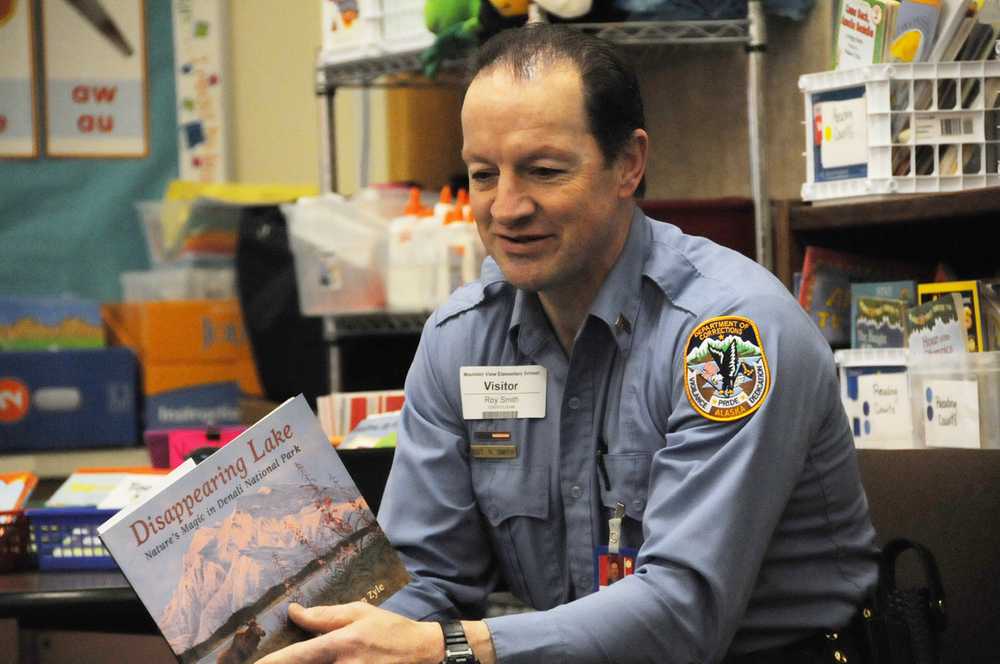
[0,348,139,451]
[0,295,104,350]
[102,300,263,429]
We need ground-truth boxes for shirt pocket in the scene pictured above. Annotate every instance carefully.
[599,452,652,549]
[471,462,555,607]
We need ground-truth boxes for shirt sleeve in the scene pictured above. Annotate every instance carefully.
[486,294,844,664]
[377,317,499,621]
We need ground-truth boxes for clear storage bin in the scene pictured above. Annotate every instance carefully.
[909,350,1000,449]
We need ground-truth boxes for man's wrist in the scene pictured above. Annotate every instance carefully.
[440,620,478,663]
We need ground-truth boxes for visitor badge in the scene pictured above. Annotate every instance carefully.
[460,365,547,420]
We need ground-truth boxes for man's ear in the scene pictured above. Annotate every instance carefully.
[617,128,648,199]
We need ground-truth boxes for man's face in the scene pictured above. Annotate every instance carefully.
[461,62,630,295]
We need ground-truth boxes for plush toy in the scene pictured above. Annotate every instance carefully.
[421,0,529,77]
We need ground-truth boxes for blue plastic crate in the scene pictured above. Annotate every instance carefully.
[26,507,118,571]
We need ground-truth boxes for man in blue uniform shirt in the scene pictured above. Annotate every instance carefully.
[260,23,878,664]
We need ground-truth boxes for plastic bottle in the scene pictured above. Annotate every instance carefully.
[387,187,427,311]
[435,189,485,304]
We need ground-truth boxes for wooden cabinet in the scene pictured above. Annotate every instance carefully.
[771,189,1000,289]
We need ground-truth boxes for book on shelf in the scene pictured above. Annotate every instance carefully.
[907,292,968,354]
[0,472,38,511]
[834,0,901,69]
[890,0,943,62]
[98,394,410,664]
[798,246,924,347]
[918,279,989,352]
[850,280,917,348]
[855,296,911,348]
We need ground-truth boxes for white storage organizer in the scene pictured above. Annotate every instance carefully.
[320,0,434,65]
[801,62,1000,202]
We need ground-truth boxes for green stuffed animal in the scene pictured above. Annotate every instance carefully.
[421,0,530,77]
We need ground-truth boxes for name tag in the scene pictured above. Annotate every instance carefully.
[470,444,518,459]
[460,365,547,420]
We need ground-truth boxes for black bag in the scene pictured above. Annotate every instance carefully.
[861,538,947,664]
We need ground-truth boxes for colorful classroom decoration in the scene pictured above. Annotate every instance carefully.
[42,0,149,158]
[0,0,40,158]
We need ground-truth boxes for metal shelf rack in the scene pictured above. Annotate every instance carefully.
[316,2,772,270]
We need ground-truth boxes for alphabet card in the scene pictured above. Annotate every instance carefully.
[42,0,148,157]
[0,0,39,158]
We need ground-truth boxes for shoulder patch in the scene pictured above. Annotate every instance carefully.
[682,315,770,422]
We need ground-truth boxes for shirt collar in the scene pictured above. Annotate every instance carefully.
[505,205,649,357]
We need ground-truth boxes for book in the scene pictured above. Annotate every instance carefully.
[99,395,409,664]
[850,280,917,347]
[918,279,988,351]
[0,472,38,511]
[928,0,976,61]
[46,467,170,507]
[798,247,924,346]
[855,296,910,347]
[834,0,901,69]
[907,292,968,354]
[891,0,943,62]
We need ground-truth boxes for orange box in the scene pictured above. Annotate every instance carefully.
[103,301,262,429]
[102,300,250,364]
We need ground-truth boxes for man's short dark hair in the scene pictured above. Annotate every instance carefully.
[472,23,647,198]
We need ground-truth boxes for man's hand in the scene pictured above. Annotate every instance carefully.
[256,602,444,664]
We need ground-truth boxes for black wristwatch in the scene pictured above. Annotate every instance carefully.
[440,620,478,664]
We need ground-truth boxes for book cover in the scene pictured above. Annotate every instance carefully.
[891,0,943,62]
[907,292,968,354]
[99,395,410,664]
[834,0,900,69]
[798,247,924,346]
[810,85,871,183]
[855,296,910,347]
[918,280,985,352]
[850,280,917,347]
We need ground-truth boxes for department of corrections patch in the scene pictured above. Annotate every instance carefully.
[683,315,771,422]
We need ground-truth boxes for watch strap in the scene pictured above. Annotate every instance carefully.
[440,620,478,664]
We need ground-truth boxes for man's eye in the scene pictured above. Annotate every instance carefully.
[470,171,496,182]
[532,167,562,178]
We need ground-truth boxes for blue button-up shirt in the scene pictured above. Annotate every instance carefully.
[379,208,878,663]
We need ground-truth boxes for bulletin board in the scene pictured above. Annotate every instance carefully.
[0,0,178,301]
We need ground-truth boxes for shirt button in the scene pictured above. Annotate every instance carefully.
[578,574,590,587]
[568,397,581,410]
[488,507,498,521]
[632,499,645,511]
[570,485,582,499]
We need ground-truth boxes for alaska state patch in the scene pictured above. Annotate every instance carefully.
[683,316,770,422]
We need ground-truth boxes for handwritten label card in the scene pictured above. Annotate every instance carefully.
[42,0,148,157]
[817,96,869,170]
[0,0,39,158]
[923,379,980,449]
[855,372,914,449]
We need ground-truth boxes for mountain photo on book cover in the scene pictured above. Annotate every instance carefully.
[99,395,410,664]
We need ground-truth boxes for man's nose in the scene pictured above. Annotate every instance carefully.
[490,174,534,224]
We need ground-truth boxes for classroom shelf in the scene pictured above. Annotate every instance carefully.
[0,447,150,479]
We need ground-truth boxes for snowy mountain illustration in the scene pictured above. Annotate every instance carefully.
[159,483,370,652]
[686,335,762,365]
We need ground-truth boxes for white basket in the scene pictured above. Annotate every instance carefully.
[319,0,433,65]
[380,1,434,53]
[800,62,1000,202]
[321,0,384,65]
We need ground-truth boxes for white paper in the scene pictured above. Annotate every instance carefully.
[818,97,869,169]
[855,373,913,448]
[460,365,547,420]
[923,379,980,448]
